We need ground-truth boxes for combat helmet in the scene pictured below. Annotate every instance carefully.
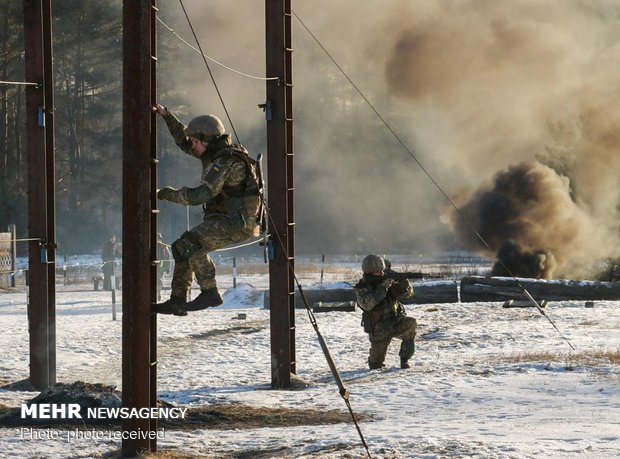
[362,254,386,274]
[185,114,225,143]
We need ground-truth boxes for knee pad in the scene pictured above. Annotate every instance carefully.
[171,231,202,262]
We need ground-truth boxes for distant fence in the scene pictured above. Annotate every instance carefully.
[0,226,17,289]
[58,258,119,287]
[7,256,123,289]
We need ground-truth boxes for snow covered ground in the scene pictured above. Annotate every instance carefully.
[1,265,619,458]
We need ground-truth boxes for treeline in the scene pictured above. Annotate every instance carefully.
[0,1,447,257]
[0,0,186,254]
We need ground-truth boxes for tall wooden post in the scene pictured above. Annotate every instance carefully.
[122,0,158,455]
[266,0,296,388]
[23,0,56,391]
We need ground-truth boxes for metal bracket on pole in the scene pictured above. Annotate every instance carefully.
[37,107,45,127]
[258,100,273,121]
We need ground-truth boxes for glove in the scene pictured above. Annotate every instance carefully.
[389,280,409,298]
[157,186,179,201]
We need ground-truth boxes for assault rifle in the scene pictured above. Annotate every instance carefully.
[383,268,442,280]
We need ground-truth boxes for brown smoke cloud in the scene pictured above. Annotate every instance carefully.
[157,1,620,265]
[380,0,620,277]
[443,161,617,278]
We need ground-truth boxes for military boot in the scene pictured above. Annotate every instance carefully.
[400,358,411,369]
[184,288,223,311]
[152,295,188,316]
[368,360,386,370]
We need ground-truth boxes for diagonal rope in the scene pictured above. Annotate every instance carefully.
[177,0,241,145]
[292,10,574,351]
[263,203,372,459]
[167,4,371,454]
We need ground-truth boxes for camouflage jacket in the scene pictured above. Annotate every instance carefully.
[162,112,254,218]
[354,275,413,326]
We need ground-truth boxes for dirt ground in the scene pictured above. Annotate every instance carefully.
[0,380,368,431]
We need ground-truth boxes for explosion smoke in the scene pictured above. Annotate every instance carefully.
[490,240,555,279]
[444,161,618,279]
[380,1,620,277]
[157,1,620,258]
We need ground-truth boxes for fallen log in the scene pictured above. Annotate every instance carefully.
[263,281,459,309]
[461,276,620,302]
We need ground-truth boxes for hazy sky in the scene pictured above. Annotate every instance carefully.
[156,1,620,275]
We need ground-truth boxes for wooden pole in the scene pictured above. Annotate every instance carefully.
[122,0,157,455]
[266,0,296,388]
[24,0,56,391]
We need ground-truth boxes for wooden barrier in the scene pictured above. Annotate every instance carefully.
[264,277,620,309]
[461,276,620,302]
[263,281,460,309]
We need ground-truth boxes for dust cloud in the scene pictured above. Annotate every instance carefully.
[444,161,616,278]
[156,1,620,273]
[380,0,620,277]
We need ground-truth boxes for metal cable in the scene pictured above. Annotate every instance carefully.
[177,0,241,145]
[264,203,372,458]
[292,10,574,351]
[157,17,278,82]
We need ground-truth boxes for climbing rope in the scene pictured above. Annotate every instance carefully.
[0,80,39,87]
[264,204,373,459]
[158,6,372,454]
[176,0,241,145]
[214,236,266,252]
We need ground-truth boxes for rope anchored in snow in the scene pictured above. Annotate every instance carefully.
[265,208,372,459]
[170,4,372,455]
[297,284,372,458]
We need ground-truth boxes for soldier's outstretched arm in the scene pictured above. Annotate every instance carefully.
[152,104,193,155]
[156,185,213,206]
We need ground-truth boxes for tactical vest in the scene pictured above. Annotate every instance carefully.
[209,146,262,235]
[355,277,402,332]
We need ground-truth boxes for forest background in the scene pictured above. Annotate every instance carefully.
[2,0,620,279]
[2,0,441,256]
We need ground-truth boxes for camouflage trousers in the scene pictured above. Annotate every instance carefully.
[368,315,417,368]
[170,215,252,299]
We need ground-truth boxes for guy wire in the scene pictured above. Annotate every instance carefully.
[264,202,373,459]
[172,5,372,453]
[177,0,241,145]
[292,10,575,351]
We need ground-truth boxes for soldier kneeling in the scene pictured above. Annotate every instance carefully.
[354,254,417,370]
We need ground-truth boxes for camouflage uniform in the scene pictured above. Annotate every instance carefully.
[355,275,417,369]
[160,112,260,303]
